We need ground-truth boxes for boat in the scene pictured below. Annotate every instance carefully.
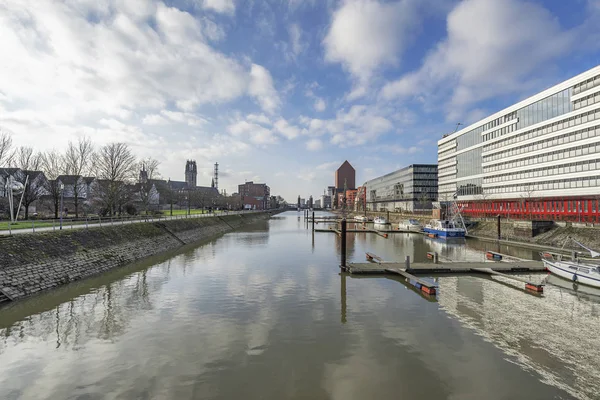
[354,215,368,222]
[541,238,600,288]
[373,216,388,225]
[399,219,422,231]
[423,220,466,238]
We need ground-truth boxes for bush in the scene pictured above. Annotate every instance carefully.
[124,204,137,215]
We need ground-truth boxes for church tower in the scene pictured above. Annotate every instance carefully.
[185,160,197,188]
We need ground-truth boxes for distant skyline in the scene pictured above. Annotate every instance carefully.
[1,0,600,201]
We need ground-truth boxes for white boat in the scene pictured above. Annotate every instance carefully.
[354,215,368,222]
[423,220,466,238]
[541,238,600,288]
[373,216,388,225]
[399,219,422,231]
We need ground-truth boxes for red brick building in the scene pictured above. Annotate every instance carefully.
[238,181,270,210]
[335,161,355,191]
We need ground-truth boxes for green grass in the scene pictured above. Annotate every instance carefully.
[0,209,229,231]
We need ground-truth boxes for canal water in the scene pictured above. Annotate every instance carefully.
[0,211,599,400]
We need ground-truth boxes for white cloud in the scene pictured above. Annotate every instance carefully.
[202,0,235,15]
[227,120,278,145]
[288,23,305,58]
[246,113,272,125]
[323,0,422,99]
[249,64,281,114]
[306,138,323,151]
[314,98,326,112]
[301,105,394,146]
[142,114,169,125]
[382,0,577,115]
[274,118,301,140]
[316,161,339,170]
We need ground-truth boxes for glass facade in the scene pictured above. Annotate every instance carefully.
[365,164,437,212]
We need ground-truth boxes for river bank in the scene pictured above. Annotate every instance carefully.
[0,211,279,302]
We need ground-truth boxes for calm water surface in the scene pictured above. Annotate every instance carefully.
[0,212,599,400]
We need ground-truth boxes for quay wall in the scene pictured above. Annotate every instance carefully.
[0,212,277,302]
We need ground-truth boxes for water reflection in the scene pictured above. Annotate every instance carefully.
[0,212,592,399]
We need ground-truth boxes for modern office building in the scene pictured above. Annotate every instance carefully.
[438,65,600,221]
[365,164,438,212]
[335,161,356,191]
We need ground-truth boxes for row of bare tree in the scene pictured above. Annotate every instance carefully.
[1,130,159,218]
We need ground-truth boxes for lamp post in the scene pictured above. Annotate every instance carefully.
[59,182,65,230]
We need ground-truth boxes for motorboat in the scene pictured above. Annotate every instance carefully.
[354,215,368,222]
[399,219,422,231]
[423,220,466,238]
[373,216,388,225]
[541,238,600,288]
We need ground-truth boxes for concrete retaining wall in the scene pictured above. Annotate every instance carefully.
[0,212,275,302]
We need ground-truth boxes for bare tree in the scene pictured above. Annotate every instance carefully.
[12,146,44,219]
[95,143,137,215]
[137,157,161,214]
[0,130,13,167]
[42,150,66,218]
[64,137,94,217]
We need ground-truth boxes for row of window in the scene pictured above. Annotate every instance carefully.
[573,75,600,95]
[484,107,600,152]
[456,89,572,152]
[484,120,600,163]
[486,175,600,194]
[485,141,600,172]
[573,91,600,110]
[482,122,518,142]
[484,159,600,184]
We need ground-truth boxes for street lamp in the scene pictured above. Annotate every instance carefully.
[59,182,65,230]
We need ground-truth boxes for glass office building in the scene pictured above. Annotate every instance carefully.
[438,65,600,221]
[365,164,438,212]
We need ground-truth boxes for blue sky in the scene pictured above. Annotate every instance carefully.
[1,0,599,201]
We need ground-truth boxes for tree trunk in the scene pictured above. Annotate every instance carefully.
[74,195,79,219]
[54,198,59,219]
[24,204,29,220]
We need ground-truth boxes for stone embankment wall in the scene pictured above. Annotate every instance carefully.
[0,212,275,302]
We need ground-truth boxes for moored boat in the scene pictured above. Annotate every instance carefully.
[373,216,388,225]
[354,215,368,222]
[399,219,422,231]
[423,220,466,238]
[541,239,600,288]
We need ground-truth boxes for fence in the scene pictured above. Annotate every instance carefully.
[0,209,267,235]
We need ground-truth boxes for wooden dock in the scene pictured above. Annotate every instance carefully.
[348,252,546,293]
[315,227,418,234]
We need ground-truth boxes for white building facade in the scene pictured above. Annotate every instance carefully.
[438,65,600,221]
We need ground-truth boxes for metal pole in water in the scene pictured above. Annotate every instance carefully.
[340,219,347,270]
[497,214,501,240]
[405,255,410,270]
[312,211,315,232]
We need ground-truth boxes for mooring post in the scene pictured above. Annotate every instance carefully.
[497,214,501,240]
[433,252,439,264]
[340,219,347,270]
[387,210,390,223]
[312,211,315,231]
[405,255,410,270]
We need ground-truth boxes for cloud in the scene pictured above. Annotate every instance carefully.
[274,118,301,139]
[249,64,281,114]
[323,0,423,99]
[316,161,339,170]
[288,23,305,58]
[306,138,323,151]
[246,113,272,125]
[314,98,326,112]
[382,0,578,116]
[227,120,278,145]
[301,105,394,147]
[202,0,235,15]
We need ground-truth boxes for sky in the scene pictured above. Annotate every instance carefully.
[1,0,600,202]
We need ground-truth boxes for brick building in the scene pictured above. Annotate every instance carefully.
[238,181,270,210]
[335,161,356,191]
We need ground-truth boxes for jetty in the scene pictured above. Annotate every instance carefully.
[346,252,546,294]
